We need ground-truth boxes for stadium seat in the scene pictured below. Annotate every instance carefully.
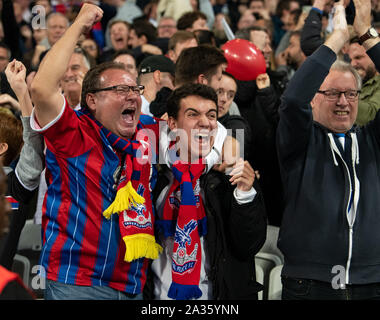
[255,263,264,300]
[255,252,283,299]
[260,225,284,263]
[12,253,31,286]
[17,220,42,251]
[15,220,43,298]
[268,265,283,300]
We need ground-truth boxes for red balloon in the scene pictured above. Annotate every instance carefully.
[222,39,266,81]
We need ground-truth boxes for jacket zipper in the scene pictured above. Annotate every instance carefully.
[333,150,354,285]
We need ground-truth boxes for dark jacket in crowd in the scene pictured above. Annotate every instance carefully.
[0,170,38,270]
[218,112,252,160]
[234,80,285,226]
[277,43,380,284]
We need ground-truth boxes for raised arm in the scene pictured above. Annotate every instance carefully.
[4,60,44,191]
[30,4,103,127]
[353,0,380,71]
[277,2,349,164]
[5,60,33,117]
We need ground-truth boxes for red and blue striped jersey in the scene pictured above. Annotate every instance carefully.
[33,99,160,294]
[5,196,19,211]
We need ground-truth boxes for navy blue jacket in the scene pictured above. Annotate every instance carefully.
[277,43,380,284]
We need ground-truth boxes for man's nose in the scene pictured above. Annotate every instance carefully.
[337,92,349,105]
[198,114,210,127]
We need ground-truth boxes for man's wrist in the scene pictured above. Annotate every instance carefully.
[363,37,380,51]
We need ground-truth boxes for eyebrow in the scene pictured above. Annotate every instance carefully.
[184,107,217,114]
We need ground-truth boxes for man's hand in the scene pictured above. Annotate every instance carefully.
[0,93,20,111]
[256,73,270,89]
[74,3,103,34]
[353,0,380,50]
[5,60,28,99]
[324,1,349,54]
[228,158,256,192]
[353,0,371,36]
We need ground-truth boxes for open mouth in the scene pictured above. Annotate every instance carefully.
[193,132,211,144]
[114,37,124,45]
[121,108,136,123]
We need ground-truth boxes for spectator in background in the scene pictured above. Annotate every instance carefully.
[278,30,307,80]
[137,54,175,116]
[271,0,300,49]
[0,59,44,278]
[98,20,130,63]
[275,8,305,57]
[193,29,217,46]
[150,44,227,119]
[0,163,34,300]
[234,25,287,226]
[81,38,100,61]
[167,30,198,63]
[157,16,177,38]
[237,10,257,30]
[217,71,252,159]
[128,19,162,65]
[23,12,69,72]
[174,44,227,89]
[60,46,91,110]
[177,11,209,32]
[347,37,380,126]
[42,12,70,50]
[0,42,10,72]
[113,49,139,80]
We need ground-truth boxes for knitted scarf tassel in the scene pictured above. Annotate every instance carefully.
[103,179,162,262]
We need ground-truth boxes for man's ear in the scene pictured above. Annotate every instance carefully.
[86,93,97,113]
[167,116,177,131]
[0,142,8,157]
[153,70,161,84]
[310,96,316,109]
[197,74,208,85]
[167,50,176,61]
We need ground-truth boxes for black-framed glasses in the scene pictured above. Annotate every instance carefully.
[89,85,144,96]
[317,89,361,101]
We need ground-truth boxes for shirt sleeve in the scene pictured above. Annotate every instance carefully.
[30,95,97,158]
[233,186,257,204]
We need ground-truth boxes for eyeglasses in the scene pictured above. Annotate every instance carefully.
[90,84,144,96]
[317,89,361,101]
[216,88,236,100]
[82,45,97,51]
[158,25,176,29]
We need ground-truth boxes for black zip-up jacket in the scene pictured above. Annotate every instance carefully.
[277,43,380,284]
[144,165,267,300]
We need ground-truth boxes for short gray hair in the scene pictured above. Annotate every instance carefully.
[330,59,362,90]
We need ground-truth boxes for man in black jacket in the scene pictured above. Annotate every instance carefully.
[277,0,380,300]
[148,83,267,300]
[217,71,252,160]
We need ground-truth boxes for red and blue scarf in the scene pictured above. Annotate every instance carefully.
[81,108,162,262]
[158,160,207,300]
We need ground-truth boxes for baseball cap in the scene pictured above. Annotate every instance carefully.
[138,55,175,76]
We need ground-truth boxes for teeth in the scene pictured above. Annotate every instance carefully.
[335,111,348,115]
